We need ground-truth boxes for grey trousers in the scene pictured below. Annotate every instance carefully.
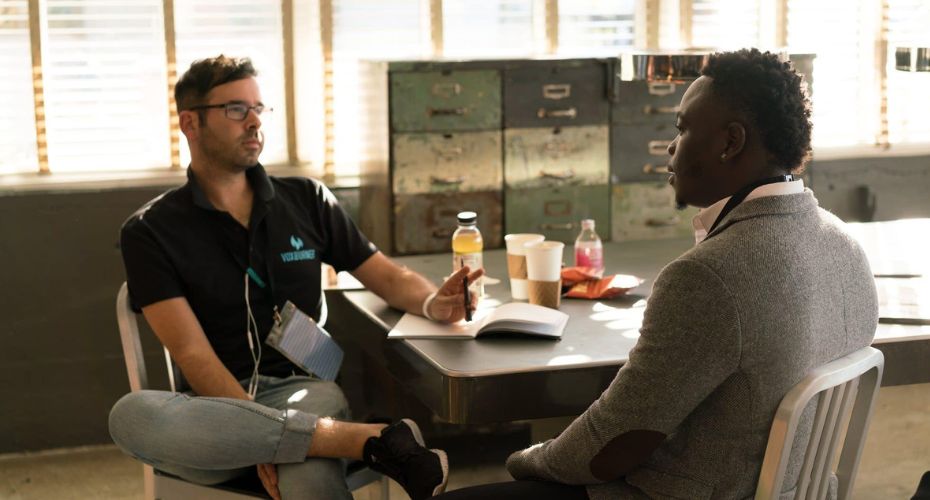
[109,375,353,500]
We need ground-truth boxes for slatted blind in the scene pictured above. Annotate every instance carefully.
[885,0,930,144]
[691,0,759,49]
[787,0,878,148]
[0,0,36,175]
[173,0,287,167]
[443,0,537,58]
[332,0,425,172]
[42,0,169,172]
[557,0,636,56]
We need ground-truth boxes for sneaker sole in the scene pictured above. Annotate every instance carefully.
[400,419,449,496]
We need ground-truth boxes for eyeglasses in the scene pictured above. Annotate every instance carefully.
[186,102,272,121]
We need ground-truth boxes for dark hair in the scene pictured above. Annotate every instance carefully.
[701,48,813,173]
[175,55,257,113]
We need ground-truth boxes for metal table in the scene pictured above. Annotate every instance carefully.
[329,221,930,424]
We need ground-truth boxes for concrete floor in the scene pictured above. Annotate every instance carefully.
[1,383,927,499]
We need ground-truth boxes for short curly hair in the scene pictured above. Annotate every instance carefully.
[701,48,812,173]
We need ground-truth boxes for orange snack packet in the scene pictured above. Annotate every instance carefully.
[561,269,644,300]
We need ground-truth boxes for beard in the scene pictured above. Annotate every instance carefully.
[200,127,263,172]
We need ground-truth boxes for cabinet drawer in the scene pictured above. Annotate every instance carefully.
[505,184,609,243]
[503,62,608,128]
[609,122,678,183]
[393,191,503,255]
[504,125,609,189]
[391,70,501,132]
[610,183,697,242]
[611,81,686,126]
[392,131,502,195]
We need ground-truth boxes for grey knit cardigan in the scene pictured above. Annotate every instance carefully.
[506,190,878,500]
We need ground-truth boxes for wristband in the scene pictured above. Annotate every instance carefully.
[422,291,438,321]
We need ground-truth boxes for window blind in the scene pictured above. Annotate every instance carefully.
[885,0,930,144]
[557,0,635,56]
[443,0,537,58]
[787,0,878,148]
[0,0,37,175]
[42,0,169,172]
[691,0,759,49]
[173,0,287,167]
[332,0,425,173]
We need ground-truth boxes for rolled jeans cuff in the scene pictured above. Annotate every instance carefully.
[273,409,318,463]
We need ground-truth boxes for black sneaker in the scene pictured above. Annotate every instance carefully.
[362,418,449,500]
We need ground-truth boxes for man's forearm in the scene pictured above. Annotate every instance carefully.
[174,351,250,399]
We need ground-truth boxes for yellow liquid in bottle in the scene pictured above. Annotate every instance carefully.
[452,227,484,296]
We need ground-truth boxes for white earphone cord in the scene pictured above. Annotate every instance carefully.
[244,273,262,398]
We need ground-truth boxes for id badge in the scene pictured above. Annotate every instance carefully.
[265,301,344,381]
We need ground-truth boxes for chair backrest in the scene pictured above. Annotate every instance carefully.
[756,346,884,500]
[116,282,179,392]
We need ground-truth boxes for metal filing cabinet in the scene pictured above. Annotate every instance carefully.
[360,62,504,255]
[611,182,697,242]
[609,80,685,184]
[502,60,611,243]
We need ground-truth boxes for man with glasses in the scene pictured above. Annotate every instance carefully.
[109,55,479,500]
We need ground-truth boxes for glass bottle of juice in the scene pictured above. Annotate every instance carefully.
[452,211,484,296]
[574,218,604,274]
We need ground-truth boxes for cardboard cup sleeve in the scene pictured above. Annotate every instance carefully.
[507,254,528,279]
[527,279,562,309]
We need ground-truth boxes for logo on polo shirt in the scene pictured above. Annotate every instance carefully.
[281,234,316,263]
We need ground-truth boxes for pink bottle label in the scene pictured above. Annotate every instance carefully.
[575,246,603,270]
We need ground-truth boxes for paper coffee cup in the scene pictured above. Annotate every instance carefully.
[524,241,564,308]
[504,233,545,300]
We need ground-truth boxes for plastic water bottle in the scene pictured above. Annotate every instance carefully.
[452,211,484,296]
[574,219,604,273]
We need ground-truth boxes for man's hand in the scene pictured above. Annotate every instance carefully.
[427,266,484,323]
[257,463,280,500]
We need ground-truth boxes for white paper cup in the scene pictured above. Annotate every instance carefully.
[504,233,545,300]
[524,241,564,308]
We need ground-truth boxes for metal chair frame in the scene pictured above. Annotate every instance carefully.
[756,346,884,500]
[116,282,388,499]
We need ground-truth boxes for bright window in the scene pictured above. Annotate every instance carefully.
[885,0,930,144]
[443,0,538,58]
[557,0,636,56]
[0,0,37,175]
[173,0,288,167]
[42,0,169,172]
[691,0,760,50]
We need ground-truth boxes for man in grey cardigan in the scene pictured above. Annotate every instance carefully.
[434,49,878,500]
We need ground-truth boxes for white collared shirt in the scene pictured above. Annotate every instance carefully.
[692,179,805,245]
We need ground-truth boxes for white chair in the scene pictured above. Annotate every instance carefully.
[756,346,884,500]
[116,282,389,500]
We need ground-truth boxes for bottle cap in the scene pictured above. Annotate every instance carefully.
[457,211,477,224]
[581,219,595,229]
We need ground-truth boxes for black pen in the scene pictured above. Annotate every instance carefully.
[463,269,472,322]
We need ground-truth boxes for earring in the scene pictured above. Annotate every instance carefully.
[720,152,727,161]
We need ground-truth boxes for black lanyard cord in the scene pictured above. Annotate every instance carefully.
[708,174,795,234]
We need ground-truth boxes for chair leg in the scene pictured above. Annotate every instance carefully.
[143,464,155,500]
[379,475,390,500]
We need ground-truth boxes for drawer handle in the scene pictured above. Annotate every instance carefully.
[429,107,468,117]
[543,200,572,217]
[540,222,575,231]
[434,146,463,160]
[542,83,571,100]
[648,140,672,155]
[643,163,670,174]
[432,228,455,239]
[431,82,462,98]
[536,107,577,119]
[430,175,465,186]
[645,215,681,227]
[647,82,677,96]
[642,105,680,115]
[539,169,576,181]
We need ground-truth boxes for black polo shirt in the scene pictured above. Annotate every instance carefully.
[120,164,377,381]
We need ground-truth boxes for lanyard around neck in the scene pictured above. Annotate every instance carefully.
[708,174,794,234]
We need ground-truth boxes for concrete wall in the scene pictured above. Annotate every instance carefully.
[0,155,927,453]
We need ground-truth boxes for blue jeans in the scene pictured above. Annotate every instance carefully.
[109,375,353,500]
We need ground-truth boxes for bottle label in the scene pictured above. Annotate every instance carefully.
[453,251,484,296]
[575,246,604,272]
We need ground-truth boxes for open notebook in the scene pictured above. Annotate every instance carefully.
[388,302,569,340]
